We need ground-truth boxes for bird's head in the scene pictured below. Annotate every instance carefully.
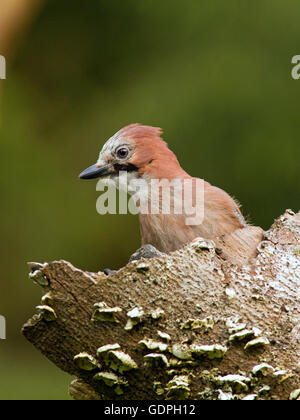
[79,124,188,182]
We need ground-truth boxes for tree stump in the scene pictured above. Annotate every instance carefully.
[22,210,300,400]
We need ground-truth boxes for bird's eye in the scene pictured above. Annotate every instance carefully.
[116,147,129,159]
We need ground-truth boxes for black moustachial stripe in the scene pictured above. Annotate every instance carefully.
[113,163,138,172]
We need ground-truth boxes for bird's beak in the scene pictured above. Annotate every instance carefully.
[78,164,114,180]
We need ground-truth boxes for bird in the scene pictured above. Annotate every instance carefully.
[79,124,246,254]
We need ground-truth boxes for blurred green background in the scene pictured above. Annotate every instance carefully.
[0,0,299,400]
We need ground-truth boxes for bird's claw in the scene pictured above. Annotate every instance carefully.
[129,244,167,263]
[103,268,117,276]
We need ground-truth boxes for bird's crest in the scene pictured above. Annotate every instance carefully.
[118,124,163,142]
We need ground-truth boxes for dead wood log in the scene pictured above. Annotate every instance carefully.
[22,210,300,400]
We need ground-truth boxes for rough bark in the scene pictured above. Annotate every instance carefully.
[22,210,300,400]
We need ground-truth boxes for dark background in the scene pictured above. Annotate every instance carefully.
[0,0,299,399]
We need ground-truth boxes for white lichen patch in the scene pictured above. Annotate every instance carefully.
[41,292,53,306]
[151,308,165,320]
[191,344,227,360]
[124,307,144,331]
[244,337,270,350]
[199,368,220,383]
[157,331,171,342]
[104,350,138,374]
[258,385,270,396]
[93,371,128,388]
[168,358,197,369]
[144,353,169,368]
[171,344,192,360]
[190,238,215,253]
[229,326,262,342]
[74,352,100,371]
[252,363,274,376]
[226,317,247,334]
[97,343,121,357]
[166,375,190,400]
[273,369,294,383]
[28,262,47,271]
[225,288,237,300]
[30,270,49,287]
[139,339,168,353]
[215,374,250,394]
[127,307,144,319]
[252,327,263,337]
[153,381,165,396]
[289,389,300,400]
[136,262,150,273]
[91,302,122,323]
[229,329,255,342]
[242,394,257,400]
[181,316,214,332]
[273,369,288,377]
[218,390,234,400]
[36,305,57,322]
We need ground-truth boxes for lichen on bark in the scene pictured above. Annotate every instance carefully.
[22,210,300,400]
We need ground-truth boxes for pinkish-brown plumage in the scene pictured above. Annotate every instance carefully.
[80,123,246,253]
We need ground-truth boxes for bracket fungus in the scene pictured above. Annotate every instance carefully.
[166,375,190,400]
[124,307,144,331]
[103,350,138,374]
[91,302,122,323]
[36,305,57,322]
[96,344,121,360]
[144,353,169,368]
[244,336,270,351]
[191,344,228,360]
[93,372,128,395]
[30,270,49,287]
[151,308,165,320]
[74,353,100,371]
[251,363,275,377]
[139,338,168,353]
[216,374,251,394]
[181,316,214,331]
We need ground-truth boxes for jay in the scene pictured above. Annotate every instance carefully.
[79,124,246,255]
